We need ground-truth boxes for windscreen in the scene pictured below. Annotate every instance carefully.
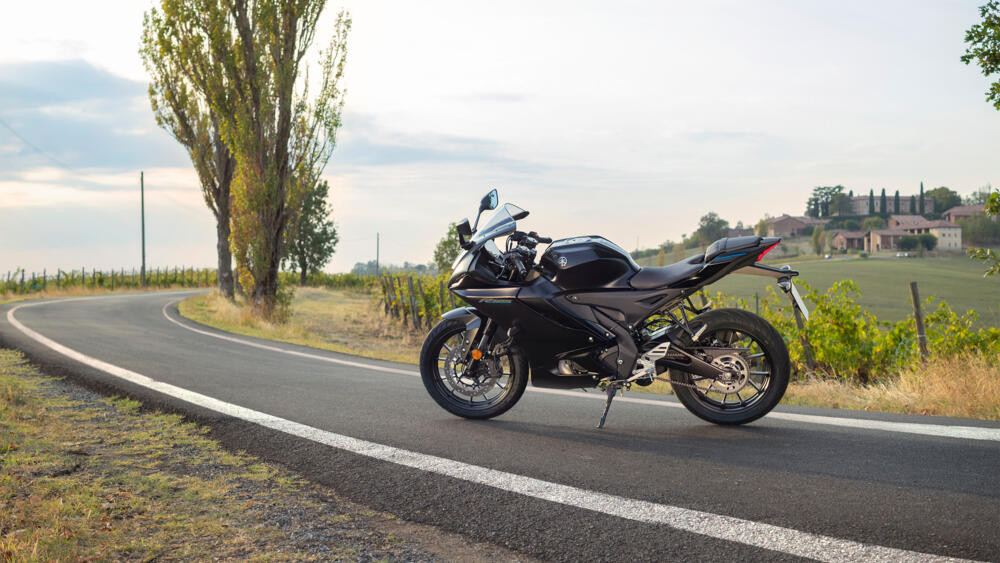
[471,203,525,245]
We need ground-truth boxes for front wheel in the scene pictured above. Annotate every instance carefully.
[420,318,528,419]
[670,308,790,425]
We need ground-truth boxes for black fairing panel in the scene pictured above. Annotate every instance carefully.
[537,236,639,290]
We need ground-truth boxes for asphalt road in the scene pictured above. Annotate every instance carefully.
[2,291,998,562]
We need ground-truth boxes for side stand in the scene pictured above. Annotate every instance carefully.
[597,380,621,429]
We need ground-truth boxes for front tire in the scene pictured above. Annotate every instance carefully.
[670,308,790,425]
[420,319,528,419]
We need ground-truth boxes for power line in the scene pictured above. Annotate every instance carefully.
[0,115,77,172]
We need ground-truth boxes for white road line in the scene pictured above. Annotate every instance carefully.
[160,300,1000,443]
[5,299,971,563]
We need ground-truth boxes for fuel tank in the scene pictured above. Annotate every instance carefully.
[537,236,639,290]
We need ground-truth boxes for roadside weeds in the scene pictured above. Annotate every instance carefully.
[0,348,525,561]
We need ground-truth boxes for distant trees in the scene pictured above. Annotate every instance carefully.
[283,180,338,286]
[693,212,730,247]
[806,185,846,217]
[880,189,887,216]
[843,219,860,231]
[898,236,920,251]
[862,216,886,231]
[433,223,462,272]
[919,182,926,214]
[894,190,900,214]
[755,218,768,236]
[918,233,938,251]
[811,226,826,255]
[966,189,1000,276]
[910,195,917,214]
[868,189,875,215]
[965,185,996,205]
[925,186,962,213]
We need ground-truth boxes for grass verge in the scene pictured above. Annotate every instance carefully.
[181,288,1000,421]
[180,288,423,364]
[0,348,512,560]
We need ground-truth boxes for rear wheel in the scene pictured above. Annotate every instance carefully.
[420,319,528,419]
[670,308,789,425]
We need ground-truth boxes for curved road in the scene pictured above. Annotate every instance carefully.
[2,291,998,562]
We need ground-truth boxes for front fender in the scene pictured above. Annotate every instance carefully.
[441,306,483,332]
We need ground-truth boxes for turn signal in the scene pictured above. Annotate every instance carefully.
[470,349,483,360]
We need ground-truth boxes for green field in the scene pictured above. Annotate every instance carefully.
[705,255,1000,328]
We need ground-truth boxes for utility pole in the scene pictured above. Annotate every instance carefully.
[375,232,380,277]
[140,171,147,287]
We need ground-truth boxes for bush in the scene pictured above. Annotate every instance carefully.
[859,252,868,259]
[918,233,938,251]
[898,236,920,251]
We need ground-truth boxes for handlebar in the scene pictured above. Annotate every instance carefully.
[511,230,552,245]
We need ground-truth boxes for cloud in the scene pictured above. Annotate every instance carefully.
[0,59,188,172]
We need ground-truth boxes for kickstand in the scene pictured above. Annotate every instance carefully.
[597,382,619,429]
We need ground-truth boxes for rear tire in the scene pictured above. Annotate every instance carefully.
[420,319,528,419]
[670,308,789,425]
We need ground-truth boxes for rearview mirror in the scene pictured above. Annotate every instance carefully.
[480,189,498,212]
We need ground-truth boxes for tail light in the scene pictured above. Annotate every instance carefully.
[756,242,779,262]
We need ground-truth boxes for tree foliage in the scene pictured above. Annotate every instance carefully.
[962,0,1000,110]
[283,180,338,285]
[898,235,920,251]
[433,223,462,273]
[925,186,962,214]
[918,233,938,251]
[861,216,886,231]
[805,185,845,217]
[811,226,825,255]
[967,188,1000,276]
[146,0,350,317]
[141,7,237,297]
[693,212,730,247]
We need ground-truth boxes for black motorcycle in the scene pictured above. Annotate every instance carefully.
[420,189,810,428]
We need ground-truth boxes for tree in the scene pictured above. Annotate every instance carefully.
[147,1,351,317]
[967,188,1000,275]
[844,219,860,231]
[919,182,925,214]
[831,192,853,215]
[141,10,237,298]
[433,223,462,272]
[811,226,825,255]
[965,185,996,205]
[693,212,730,247]
[962,1,1000,111]
[910,195,916,214]
[655,248,666,266]
[898,236,920,251]
[805,185,845,217]
[671,243,685,263]
[925,186,961,213]
[868,189,875,215]
[894,190,900,214]
[918,233,938,251]
[880,188,887,216]
[862,217,886,231]
[755,218,768,236]
[283,180,338,285]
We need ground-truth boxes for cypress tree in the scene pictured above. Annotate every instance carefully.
[919,181,925,214]
[910,195,916,213]
[894,190,900,213]
[868,189,875,215]
[880,188,887,216]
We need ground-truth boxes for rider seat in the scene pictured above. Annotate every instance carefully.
[628,236,763,290]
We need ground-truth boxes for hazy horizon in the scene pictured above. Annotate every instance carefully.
[2,0,998,274]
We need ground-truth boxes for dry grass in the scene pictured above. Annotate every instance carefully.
[782,353,1000,419]
[180,288,423,364]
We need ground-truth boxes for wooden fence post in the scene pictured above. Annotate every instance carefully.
[416,278,428,327]
[406,276,421,330]
[909,281,929,361]
[439,280,446,316]
[42,269,46,291]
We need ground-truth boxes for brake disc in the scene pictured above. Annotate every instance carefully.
[443,336,501,398]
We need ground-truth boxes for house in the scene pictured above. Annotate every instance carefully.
[848,194,934,215]
[941,204,986,224]
[888,215,932,232]
[764,215,829,237]
[830,230,865,251]
[928,221,962,250]
[865,230,909,252]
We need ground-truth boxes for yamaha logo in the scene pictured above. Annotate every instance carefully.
[557,256,568,268]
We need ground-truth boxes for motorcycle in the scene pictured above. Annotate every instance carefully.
[419,189,810,428]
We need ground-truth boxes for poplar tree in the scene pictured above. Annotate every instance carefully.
[880,188,887,216]
[894,190,900,214]
[143,1,350,317]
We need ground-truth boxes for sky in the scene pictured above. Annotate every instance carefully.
[1,0,998,274]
